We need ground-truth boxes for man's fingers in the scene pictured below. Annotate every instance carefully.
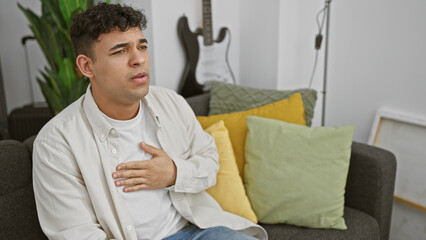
[114,176,147,187]
[112,146,175,191]
[116,160,151,171]
[123,184,150,192]
[139,142,163,156]
[112,169,149,179]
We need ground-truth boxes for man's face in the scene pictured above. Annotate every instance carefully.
[88,27,150,108]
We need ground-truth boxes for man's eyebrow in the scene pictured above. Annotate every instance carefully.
[109,39,148,52]
[109,42,129,51]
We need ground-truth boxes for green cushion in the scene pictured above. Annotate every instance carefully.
[244,116,355,229]
[208,81,317,126]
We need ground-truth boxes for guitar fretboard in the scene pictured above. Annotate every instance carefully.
[202,0,213,46]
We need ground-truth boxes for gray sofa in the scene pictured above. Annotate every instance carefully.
[185,93,397,240]
[0,93,396,240]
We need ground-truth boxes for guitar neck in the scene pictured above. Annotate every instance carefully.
[202,0,213,46]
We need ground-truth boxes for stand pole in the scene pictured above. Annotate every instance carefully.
[322,0,331,126]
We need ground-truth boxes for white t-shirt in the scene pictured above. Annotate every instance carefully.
[102,101,187,240]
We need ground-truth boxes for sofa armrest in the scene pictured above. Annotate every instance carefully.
[0,139,47,239]
[345,141,396,240]
[23,135,37,156]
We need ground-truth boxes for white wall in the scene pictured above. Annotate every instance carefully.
[278,0,325,127]
[0,0,46,113]
[275,0,426,142]
[2,0,426,143]
[149,0,200,91]
[326,0,426,143]
[1,0,426,239]
[239,0,279,89]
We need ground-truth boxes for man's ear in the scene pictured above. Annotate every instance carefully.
[76,55,94,79]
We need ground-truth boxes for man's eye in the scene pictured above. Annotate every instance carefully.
[113,50,125,55]
[139,45,148,50]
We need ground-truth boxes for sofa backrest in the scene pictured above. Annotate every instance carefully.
[0,140,47,240]
[185,92,211,116]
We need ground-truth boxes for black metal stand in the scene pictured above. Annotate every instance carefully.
[322,0,332,126]
[0,58,8,139]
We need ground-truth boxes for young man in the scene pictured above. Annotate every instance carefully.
[32,3,267,240]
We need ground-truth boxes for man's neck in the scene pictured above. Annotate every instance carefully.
[91,89,141,120]
[98,101,140,120]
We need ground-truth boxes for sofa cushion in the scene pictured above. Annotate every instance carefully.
[260,207,379,240]
[197,93,306,179]
[0,184,47,240]
[208,81,317,126]
[204,121,257,223]
[0,140,32,195]
[244,116,354,229]
[0,140,47,240]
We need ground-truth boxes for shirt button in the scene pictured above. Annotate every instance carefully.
[126,225,132,230]
[111,129,116,135]
[111,148,117,154]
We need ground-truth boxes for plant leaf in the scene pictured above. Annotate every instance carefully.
[42,0,67,30]
[58,28,76,60]
[18,4,50,66]
[19,0,95,114]
[39,17,61,71]
[40,69,58,95]
[56,54,75,92]
[37,77,63,114]
[57,0,73,28]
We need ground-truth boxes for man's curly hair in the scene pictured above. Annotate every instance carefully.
[70,2,147,59]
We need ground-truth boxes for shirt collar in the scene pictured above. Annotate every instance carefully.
[142,91,162,129]
[83,85,113,142]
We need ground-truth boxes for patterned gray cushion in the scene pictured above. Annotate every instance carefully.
[208,81,317,126]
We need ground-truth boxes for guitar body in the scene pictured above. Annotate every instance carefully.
[177,16,204,98]
[177,15,235,98]
[196,28,234,90]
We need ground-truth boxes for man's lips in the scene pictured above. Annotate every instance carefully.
[131,72,148,84]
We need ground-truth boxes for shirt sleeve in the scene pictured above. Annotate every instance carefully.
[33,139,112,240]
[169,94,219,194]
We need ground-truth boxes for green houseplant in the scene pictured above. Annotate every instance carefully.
[18,0,110,114]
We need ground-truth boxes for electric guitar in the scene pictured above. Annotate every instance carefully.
[177,0,235,98]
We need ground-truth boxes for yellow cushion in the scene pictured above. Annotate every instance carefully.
[197,93,306,179]
[204,120,258,223]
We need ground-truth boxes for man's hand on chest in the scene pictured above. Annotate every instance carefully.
[112,142,177,192]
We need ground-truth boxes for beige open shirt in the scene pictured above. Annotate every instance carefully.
[33,86,267,240]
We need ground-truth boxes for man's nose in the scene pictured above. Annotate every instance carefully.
[129,49,146,67]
